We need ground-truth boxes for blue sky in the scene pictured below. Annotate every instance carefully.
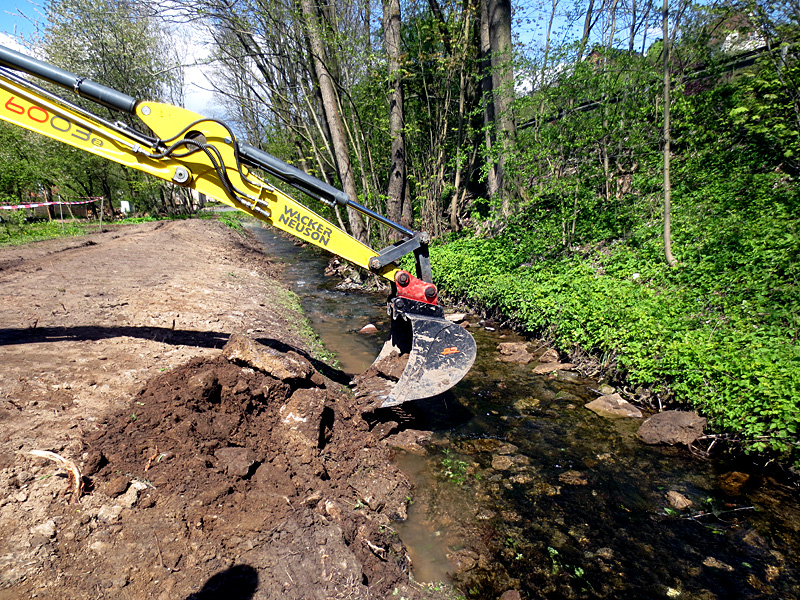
[0,3,216,114]
[1,2,43,40]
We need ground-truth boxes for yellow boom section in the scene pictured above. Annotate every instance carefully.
[0,72,398,282]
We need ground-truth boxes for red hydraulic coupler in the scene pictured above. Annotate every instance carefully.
[394,270,438,305]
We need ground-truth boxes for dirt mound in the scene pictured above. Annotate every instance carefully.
[59,336,414,599]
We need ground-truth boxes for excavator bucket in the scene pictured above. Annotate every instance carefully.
[355,297,477,408]
[381,312,477,407]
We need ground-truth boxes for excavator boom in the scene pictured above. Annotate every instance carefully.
[0,44,476,407]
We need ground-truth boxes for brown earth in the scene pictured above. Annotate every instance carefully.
[0,220,447,600]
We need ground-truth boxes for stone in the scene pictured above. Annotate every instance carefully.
[497,342,535,364]
[718,471,750,495]
[584,393,643,419]
[278,388,329,446]
[357,324,378,334]
[214,447,256,478]
[89,541,112,554]
[500,591,522,600]
[595,547,614,560]
[637,411,706,445]
[532,362,576,374]
[118,484,143,509]
[445,313,467,323]
[598,384,615,395]
[448,549,478,571]
[491,455,515,471]
[558,471,588,485]
[385,429,431,455]
[97,505,123,522]
[30,520,57,539]
[104,476,129,498]
[666,491,693,510]
[703,556,734,571]
[370,420,398,441]
[539,348,560,363]
[224,333,313,381]
[513,397,540,411]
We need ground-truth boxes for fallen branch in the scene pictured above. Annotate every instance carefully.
[684,506,755,521]
[29,450,84,503]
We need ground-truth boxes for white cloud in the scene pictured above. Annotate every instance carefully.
[0,31,30,54]
[172,29,220,116]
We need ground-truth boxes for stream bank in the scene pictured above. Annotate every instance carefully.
[252,224,800,600]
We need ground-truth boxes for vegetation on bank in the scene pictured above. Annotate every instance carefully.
[428,114,799,462]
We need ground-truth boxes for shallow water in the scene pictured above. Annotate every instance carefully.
[251,225,800,599]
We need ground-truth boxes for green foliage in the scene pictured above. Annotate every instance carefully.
[440,449,470,486]
[423,4,800,463]
[433,125,800,461]
[0,216,88,245]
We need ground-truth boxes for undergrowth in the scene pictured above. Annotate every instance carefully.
[429,160,799,464]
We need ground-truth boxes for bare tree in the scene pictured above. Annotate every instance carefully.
[300,0,368,243]
[490,0,516,214]
[383,0,408,236]
[662,0,676,266]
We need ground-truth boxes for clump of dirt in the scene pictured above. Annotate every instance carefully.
[9,335,426,599]
[352,349,411,410]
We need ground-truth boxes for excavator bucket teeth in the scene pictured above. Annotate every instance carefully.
[375,313,477,408]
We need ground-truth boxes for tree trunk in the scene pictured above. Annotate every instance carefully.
[383,0,407,239]
[662,0,676,267]
[576,0,597,63]
[300,0,368,244]
[486,0,516,214]
[480,0,499,198]
[449,0,475,232]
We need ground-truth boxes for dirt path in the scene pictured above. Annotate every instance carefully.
[0,220,441,600]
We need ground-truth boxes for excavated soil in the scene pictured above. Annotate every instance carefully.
[0,220,439,600]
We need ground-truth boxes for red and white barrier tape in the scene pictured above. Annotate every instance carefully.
[0,198,102,210]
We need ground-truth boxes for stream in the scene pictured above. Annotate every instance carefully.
[249,224,800,600]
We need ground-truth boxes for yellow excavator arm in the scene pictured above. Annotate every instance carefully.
[0,44,476,408]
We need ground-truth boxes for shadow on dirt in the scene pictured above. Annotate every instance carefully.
[0,326,352,386]
[184,564,259,600]
[0,325,230,348]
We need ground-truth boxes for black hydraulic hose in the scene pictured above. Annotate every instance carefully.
[238,142,350,207]
[238,142,416,238]
[0,44,137,114]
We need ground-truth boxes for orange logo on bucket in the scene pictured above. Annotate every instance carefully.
[441,347,460,355]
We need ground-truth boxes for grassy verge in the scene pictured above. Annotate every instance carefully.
[0,210,252,246]
[260,277,338,366]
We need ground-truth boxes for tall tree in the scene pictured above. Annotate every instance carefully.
[662,0,676,266]
[299,0,368,243]
[383,0,409,235]
[482,0,516,214]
